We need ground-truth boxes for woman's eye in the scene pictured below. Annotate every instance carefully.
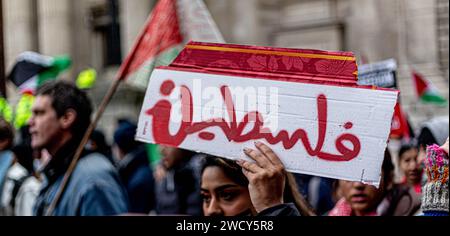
[220,192,237,201]
[201,194,211,203]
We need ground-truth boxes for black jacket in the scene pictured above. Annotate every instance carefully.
[117,146,155,214]
[155,156,202,216]
[257,203,301,216]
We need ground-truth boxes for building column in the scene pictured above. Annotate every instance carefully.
[230,0,263,45]
[37,0,71,56]
[3,0,39,69]
[205,0,263,45]
[119,0,154,56]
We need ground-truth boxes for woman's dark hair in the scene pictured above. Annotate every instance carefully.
[381,149,395,191]
[398,144,417,161]
[201,156,316,216]
[284,172,317,216]
[201,156,248,187]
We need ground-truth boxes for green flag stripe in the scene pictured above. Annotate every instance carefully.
[421,91,447,105]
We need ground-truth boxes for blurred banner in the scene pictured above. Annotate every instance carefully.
[358,59,397,88]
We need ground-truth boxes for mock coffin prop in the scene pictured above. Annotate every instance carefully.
[136,41,399,186]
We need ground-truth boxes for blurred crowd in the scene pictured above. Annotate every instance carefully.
[0,80,448,216]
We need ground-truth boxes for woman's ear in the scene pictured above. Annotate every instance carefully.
[60,109,77,130]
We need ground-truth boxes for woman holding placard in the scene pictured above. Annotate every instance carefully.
[200,142,315,216]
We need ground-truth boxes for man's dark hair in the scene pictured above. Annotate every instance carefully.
[36,81,92,139]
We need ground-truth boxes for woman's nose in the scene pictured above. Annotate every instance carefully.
[206,198,223,216]
[408,160,418,170]
[352,181,366,189]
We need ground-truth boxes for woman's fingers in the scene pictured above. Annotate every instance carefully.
[244,147,271,168]
[255,142,284,167]
[240,142,285,173]
[240,165,254,180]
[441,137,449,154]
[237,159,262,174]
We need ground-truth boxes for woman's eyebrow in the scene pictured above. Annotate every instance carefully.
[214,184,240,192]
[201,184,241,193]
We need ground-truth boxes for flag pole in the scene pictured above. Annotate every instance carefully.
[44,14,155,217]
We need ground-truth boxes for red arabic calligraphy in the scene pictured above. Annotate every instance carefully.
[146,80,361,162]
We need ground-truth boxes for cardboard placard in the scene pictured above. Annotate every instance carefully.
[136,42,399,186]
[137,69,398,186]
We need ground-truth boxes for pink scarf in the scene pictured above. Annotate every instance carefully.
[328,198,378,216]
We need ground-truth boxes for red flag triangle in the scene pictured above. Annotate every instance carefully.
[412,71,428,97]
[117,0,183,80]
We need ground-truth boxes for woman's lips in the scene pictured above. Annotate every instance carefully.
[351,194,368,203]
[408,171,420,180]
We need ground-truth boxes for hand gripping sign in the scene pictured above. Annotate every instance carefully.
[136,42,399,186]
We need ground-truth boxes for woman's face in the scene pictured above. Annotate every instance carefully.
[201,166,255,216]
[339,180,384,216]
[399,148,421,185]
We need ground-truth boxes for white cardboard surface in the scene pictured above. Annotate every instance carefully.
[136,69,399,186]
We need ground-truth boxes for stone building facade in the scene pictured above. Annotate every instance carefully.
[205,0,449,132]
[2,0,448,140]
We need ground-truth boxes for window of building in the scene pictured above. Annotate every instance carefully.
[89,0,122,67]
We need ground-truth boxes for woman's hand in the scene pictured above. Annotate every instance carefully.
[441,137,449,155]
[237,142,286,213]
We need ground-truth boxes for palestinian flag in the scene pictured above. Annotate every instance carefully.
[412,71,447,105]
[118,0,224,88]
[7,51,72,94]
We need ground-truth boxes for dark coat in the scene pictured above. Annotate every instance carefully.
[257,203,301,216]
[117,146,155,214]
[155,156,202,216]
